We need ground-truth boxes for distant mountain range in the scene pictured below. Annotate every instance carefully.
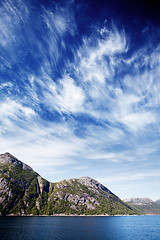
[0,152,137,216]
[123,198,160,215]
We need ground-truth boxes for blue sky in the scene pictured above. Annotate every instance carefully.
[0,0,160,200]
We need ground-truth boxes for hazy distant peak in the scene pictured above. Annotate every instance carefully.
[123,198,154,204]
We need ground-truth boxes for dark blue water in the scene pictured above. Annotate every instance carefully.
[0,215,160,240]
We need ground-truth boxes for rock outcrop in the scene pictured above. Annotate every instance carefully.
[0,152,33,171]
[0,152,137,216]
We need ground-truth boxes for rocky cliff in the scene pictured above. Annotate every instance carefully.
[0,152,137,216]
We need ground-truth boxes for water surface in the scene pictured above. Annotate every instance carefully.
[0,215,160,240]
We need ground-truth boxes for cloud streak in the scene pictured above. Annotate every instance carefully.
[0,0,160,199]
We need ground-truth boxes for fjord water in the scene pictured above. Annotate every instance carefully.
[0,215,160,240]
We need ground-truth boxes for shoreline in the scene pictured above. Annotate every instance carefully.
[1,214,147,217]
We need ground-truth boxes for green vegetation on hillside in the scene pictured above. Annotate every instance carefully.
[127,202,160,215]
[0,153,138,216]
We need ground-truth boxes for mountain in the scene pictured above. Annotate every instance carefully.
[0,152,137,216]
[123,198,154,204]
[155,199,160,204]
[124,198,160,215]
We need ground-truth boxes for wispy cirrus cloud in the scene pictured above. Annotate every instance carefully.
[97,170,160,184]
[0,0,160,199]
[47,76,85,113]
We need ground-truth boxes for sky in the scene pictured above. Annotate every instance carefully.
[0,0,160,200]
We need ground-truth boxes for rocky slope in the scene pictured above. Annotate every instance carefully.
[124,198,160,215]
[0,152,137,216]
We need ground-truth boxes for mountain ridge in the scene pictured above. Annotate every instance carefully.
[0,152,137,216]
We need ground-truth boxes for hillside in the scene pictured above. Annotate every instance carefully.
[124,198,160,215]
[0,153,137,216]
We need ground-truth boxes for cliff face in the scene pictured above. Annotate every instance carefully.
[0,153,137,216]
[0,153,49,215]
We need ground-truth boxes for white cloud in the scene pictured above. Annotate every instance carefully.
[62,26,160,137]
[0,99,35,119]
[0,82,12,89]
[25,25,159,137]
[0,0,29,46]
[54,15,67,34]
[123,44,160,70]
[78,29,127,87]
[89,153,120,162]
[0,111,89,171]
[0,99,36,136]
[98,171,160,184]
[42,75,85,114]
[43,5,76,37]
[0,136,76,169]
[0,10,160,199]
[57,76,85,113]
[120,111,155,131]
[108,89,156,132]
[86,148,137,163]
